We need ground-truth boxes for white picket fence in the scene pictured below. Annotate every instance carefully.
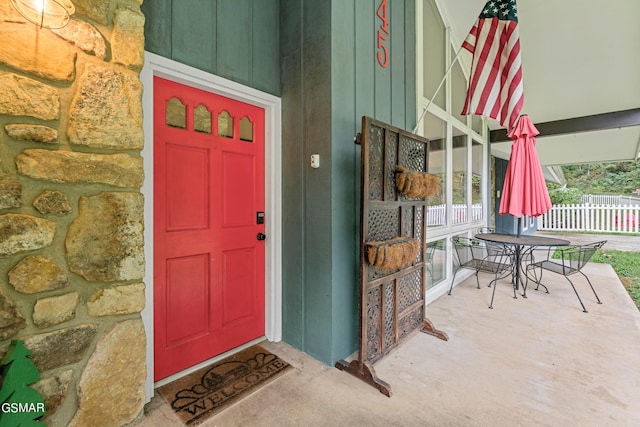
[539,204,640,234]
[580,194,640,206]
[427,203,482,226]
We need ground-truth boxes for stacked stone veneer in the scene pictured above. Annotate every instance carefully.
[0,1,146,426]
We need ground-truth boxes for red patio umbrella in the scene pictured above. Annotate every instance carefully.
[499,115,552,235]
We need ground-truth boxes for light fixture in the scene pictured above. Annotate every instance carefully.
[11,0,75,29]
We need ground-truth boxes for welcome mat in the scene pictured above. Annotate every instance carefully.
[158,345,293,425]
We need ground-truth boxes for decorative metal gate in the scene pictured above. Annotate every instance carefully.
[336,116,448,396]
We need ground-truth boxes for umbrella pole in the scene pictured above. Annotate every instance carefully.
[515,216,522,290]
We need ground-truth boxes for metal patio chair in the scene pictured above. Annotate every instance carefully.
[449,236,512,306]
[525,241,606,312]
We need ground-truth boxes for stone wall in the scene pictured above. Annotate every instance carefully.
[0,1,146,425]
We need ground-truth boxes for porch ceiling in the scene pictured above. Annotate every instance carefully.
[491,125,640,166]
[437,0,640,166]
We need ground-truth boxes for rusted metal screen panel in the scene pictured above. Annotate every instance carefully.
[336,116,447,396]
[362,117,428,363]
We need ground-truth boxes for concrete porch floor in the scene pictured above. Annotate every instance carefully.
[139,261,640,426]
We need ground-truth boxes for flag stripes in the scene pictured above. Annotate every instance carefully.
[461,1,524,130]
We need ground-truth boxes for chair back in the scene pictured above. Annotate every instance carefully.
[476,227,495,234]
[451,236,488,266]
[561,241,606,272]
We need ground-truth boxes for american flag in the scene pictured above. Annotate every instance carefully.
[461,0,524,130]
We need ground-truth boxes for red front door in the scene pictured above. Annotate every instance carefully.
[153,77,265,381]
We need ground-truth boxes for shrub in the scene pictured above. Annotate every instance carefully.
[549,187,583,205]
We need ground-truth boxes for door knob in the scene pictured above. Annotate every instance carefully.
[257,233,266,241]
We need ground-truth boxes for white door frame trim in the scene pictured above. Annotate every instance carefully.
[140,52,283,400]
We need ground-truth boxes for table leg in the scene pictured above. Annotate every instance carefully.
[514,244,522,292]
[512,244,537,298]
[521,246,540,297]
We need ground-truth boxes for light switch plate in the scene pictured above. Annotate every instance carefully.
[310,154,320,168]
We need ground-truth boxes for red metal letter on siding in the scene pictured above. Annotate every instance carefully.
[376,0,389,68]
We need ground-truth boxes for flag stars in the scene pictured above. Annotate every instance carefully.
[481,0,517,21]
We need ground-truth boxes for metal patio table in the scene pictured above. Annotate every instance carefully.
[475,233,570,295]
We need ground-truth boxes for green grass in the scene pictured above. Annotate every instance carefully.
[591,249,640,310]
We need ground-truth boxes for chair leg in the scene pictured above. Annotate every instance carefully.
[448,269,484,295]
[489,277,497,309]
[448,269,458,295]
[488,265,518,309]
[531,268,549,293]
[537,282,549,293]
[579,271,602,304]
[564,276,588,313]
[488,274,501,309]
[524,265,537,292]
[488,271,512,308]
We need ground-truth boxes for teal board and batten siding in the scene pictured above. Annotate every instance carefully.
[281,0,416,365]
[142,0,417,366]
[142,0,280,96]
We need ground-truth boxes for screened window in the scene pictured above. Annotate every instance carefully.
[423,0,446,110]
[472,140,484,222]
[451,53,468,125]
[418,0,490,299]
[452,128,468,224]
[425,112,446,228]
[426,238,446,289]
